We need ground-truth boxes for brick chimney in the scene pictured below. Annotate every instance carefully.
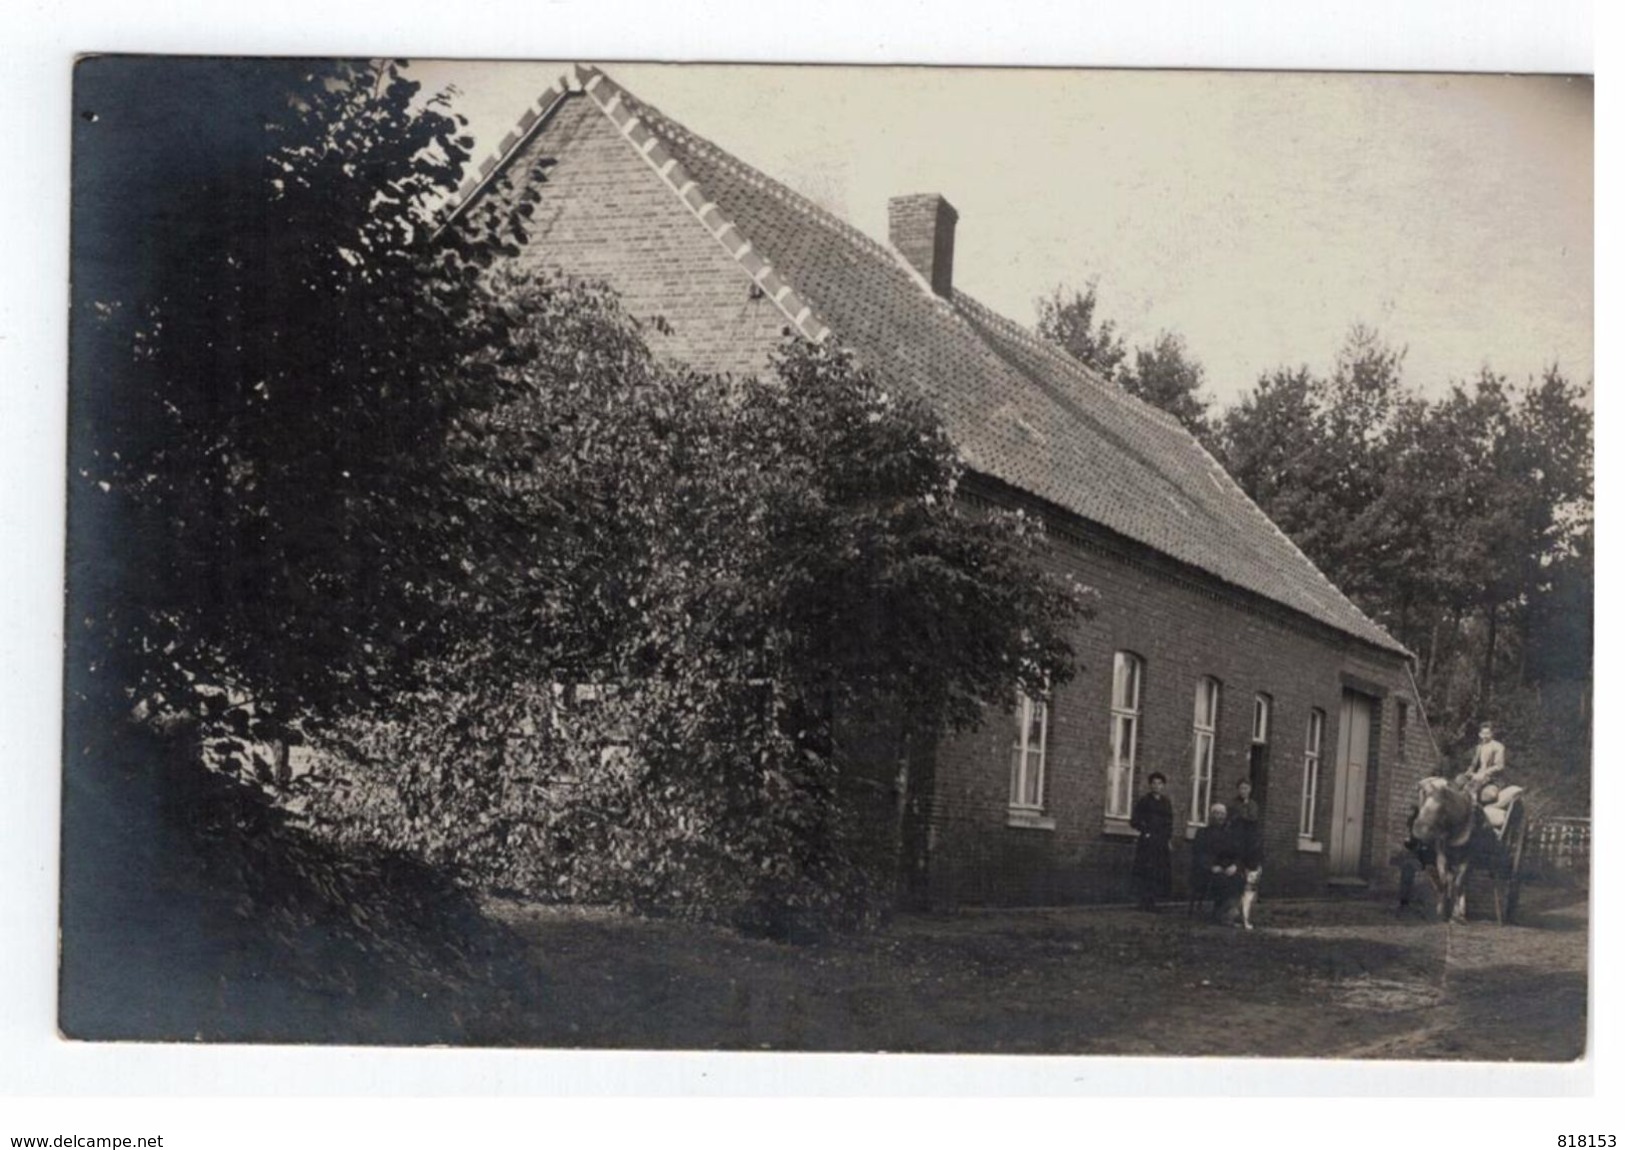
[888,193,958,298]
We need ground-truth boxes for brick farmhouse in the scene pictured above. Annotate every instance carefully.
[448,65,1439,907]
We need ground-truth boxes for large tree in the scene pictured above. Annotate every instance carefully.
[312,284,1094,933]
[63,59,555,1037]
[73,59,542,748]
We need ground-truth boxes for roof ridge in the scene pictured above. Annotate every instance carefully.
[573,65,830,344]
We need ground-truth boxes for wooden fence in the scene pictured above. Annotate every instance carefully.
[1527,816,1590,881]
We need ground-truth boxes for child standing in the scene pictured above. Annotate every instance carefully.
[1231,778,1263,930]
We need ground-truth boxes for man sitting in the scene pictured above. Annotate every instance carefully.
[1453,721,1506,801]
[1192,803,1250,925]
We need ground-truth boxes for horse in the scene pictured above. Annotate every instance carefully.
[1410,776,1491,923]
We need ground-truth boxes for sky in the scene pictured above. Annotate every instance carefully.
[414,62,1592,409]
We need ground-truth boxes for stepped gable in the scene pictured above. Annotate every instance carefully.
[461,65,1405,657]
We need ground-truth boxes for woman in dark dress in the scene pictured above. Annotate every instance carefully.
[1130,772,1175,910]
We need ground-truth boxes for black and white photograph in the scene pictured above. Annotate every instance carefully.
[52,55,1594,1066]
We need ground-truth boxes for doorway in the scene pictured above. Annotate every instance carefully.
[1329,690,1374,877]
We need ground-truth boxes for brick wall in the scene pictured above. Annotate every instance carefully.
[479,95,790,378]
[920,479,1432,907]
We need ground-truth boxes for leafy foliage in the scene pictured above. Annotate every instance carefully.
[1122,330,1213,439]
[65,58,560,1028]
[1036,282,1213,438]
[74,58,1090,940]
[79,60,543,741]
[1031,275,1592,814]
[303,288,1091,933]
[1035,282,1128,381]
[1213,328,1592,807]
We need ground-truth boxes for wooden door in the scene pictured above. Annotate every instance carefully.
[1329,691,1373,877]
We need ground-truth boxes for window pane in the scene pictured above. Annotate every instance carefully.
[1193,678,1220,728]
[1191,731,1214,821]
[1023,747,1044,807]
[1299,757,1318,836]
[1108,713,1136,817]
[1011,693,1045,809]
[1113,652,1142,711]
[1028,698,1045,746]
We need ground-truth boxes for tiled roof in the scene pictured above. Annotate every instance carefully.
[460,66,1406,657]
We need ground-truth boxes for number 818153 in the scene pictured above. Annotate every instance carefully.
[1558,1137,1616,1147]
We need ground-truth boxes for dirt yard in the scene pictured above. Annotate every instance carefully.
[484,884,1588,1058]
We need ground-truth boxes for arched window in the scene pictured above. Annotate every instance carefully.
[1105,651,1143,818]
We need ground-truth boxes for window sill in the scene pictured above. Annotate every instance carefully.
[1296,838,1324,854]
[1101,818,1138,838]
[1006,810,1056,831]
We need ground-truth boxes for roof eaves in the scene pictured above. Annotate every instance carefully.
[573,64,831,345]
[953,291,1408,658]
[1198,433,1410,657]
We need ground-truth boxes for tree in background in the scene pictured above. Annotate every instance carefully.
[1035,281,1129,381]
[1036,270,1592,813]
[1036,270,1591,812]
[1036,283,1214,440]
[1217,327,1419,613]
[1214,328,1592,816]
[1122,330,1213,440]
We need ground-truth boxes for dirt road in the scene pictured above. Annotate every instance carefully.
[490,886,1588,1057]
